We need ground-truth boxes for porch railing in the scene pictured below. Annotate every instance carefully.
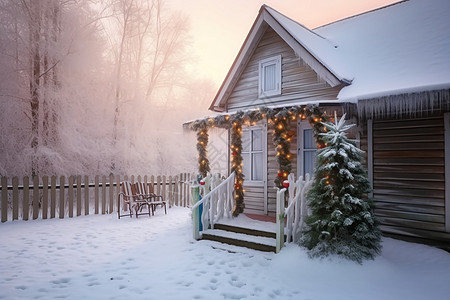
[192,172,235,240]
[276,173,313,252]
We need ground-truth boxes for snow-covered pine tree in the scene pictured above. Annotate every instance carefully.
[300,114,381,263]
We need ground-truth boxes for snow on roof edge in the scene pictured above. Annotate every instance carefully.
[342,83,450,103]
[264,6,353,83]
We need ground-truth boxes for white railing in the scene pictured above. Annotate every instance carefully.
[276,173,313,252]
[191,172,235,240]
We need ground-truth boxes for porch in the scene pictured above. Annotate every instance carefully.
[191,171,312,253]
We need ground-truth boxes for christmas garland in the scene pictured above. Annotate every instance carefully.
[190,104,328,214]
[194,120,211,177]
[230,117,244,216]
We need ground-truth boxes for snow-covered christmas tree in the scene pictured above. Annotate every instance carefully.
[300,114,381,263]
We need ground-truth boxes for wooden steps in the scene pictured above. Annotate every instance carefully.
[201,223,277,253]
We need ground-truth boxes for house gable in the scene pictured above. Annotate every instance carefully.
[225,27,344,111]
[210,5,348,112]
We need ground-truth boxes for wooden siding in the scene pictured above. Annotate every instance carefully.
[243,185,265,215]
[226,27,342,111]
[363,116,450,246]
[267,121,298,216]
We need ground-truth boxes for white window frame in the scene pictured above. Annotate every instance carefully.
[241,124,267,186]
[258,55,282,98]
[297,121,317,178]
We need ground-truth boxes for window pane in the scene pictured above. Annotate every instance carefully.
[263,64,276,91]
[252,129,262,151]
[303,129,316,149]
[242,153,250,180]
[252,153,263,181]
[242,130,251,152]
[303,150,316,177]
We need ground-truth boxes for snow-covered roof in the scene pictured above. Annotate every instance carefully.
[264,6,352,84]
[209,0,450,112]
[311,0,450,101]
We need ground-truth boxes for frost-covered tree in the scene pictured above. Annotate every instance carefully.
[0,0,198,177]
[300,114,381,263]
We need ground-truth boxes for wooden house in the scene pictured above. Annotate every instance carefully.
[195,0,450,249]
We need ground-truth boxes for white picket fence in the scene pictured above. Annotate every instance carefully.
[191,172,235,240]
[276,173,313,252]
[0,173,193,222]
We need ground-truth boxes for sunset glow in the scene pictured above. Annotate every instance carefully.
[168,0,401,86]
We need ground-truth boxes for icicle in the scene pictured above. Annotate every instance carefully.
[358,88,450,121]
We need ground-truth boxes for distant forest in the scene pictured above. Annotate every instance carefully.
[0,0,219,177]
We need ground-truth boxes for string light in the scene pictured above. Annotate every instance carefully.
[190,104,329,207]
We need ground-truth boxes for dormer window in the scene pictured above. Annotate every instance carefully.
[258,55,281,98]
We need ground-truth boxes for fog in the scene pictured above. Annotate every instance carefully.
[0,0,224,177]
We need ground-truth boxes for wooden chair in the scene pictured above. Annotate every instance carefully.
[135,182,167,215]
[117,181,152,219]
[147,182,167,215]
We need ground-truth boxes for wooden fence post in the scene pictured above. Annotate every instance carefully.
[1,177,7,222]
[184,173,189,207]
[116,175,120,214]
[59,176,65,219]
[12,177,18,220]
[175,174,181,206]
[168,176,173,208]
[95,175,99,214]
[68,176,74,218]
[162,175,166,207]
[156,176,161,196]
[109,174,114,214]
[23,176,29,221]
[50,176,56,219]
[174,175,179,206]
[101,176,106,214]
[84,176,89,215]
[32,176,39,220]
[179,173,184,207]
[42,176,48,219]
[77,176,82,216]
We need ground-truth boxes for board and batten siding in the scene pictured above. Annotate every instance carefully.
[363,115,450,248]
[226,27,342,111]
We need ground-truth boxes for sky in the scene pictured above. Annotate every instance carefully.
[167,0,400,87]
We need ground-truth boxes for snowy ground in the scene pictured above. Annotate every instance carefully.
[1,207,450,300]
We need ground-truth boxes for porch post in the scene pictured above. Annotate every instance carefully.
[191,185,201,240]
[231,119,245,216]
[196,124,210,177]
[276,188,286,253]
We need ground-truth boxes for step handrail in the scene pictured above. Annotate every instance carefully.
[276,173,313,252]
[192,172,235,239]
[284,173,313,244]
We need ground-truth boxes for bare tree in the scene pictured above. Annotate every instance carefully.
[0,0,197,177]
[102,0,190,172]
